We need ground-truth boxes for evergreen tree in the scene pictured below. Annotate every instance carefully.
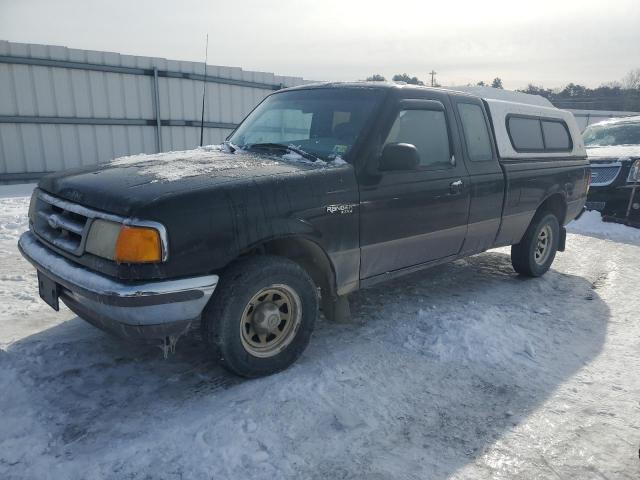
[392,73,425,86]
[491,77,504,89]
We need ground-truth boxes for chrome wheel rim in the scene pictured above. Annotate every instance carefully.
[534,224,552,265]
[240,284,302,358]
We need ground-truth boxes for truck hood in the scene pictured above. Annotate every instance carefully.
[38,146,327,216]
[586,144,640,161]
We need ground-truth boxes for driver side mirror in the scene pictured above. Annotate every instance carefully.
[378,143,420,171]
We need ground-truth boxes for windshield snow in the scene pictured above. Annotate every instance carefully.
[583,119,640,146]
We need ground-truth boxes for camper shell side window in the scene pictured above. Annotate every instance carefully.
[506,114,573,153]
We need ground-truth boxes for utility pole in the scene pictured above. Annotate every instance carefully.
[429,70,437,87]
[199,34,209,147]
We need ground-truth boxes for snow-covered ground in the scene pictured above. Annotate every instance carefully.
[1,186,639,479]
[567,210,640,245]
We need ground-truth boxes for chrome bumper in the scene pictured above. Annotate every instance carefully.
[18,231,218,341]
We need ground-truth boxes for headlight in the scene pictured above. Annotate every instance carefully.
[86,220,165,264]
[629,159,640,183]
[85,219,122,260]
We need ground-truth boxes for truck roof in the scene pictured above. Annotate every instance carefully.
[444,85,555,107]
[284,81,475,97]
[284,81,550,103]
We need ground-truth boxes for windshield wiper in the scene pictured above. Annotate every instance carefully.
[243,143,321,162]
[222,140,240,153]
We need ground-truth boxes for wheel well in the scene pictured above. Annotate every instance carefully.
[247,237,336,300]
[537,193,567,224]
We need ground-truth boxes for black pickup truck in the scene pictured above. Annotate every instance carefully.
[19,83,589,377]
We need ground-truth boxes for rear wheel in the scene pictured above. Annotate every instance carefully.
[202,256,318,377]
[511,212,560,277]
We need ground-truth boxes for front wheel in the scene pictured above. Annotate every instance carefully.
[511,212,560,277]
[202,256,318,378]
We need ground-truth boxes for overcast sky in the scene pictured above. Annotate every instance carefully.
[1,0,639,90]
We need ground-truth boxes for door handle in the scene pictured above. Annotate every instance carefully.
[449,179,464,194]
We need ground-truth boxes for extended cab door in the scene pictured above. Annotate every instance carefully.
[358,94,470,279]
[450,95,505,255]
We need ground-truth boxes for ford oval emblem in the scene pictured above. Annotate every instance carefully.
[48,216,60,229]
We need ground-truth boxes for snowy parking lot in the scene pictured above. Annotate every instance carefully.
[1,185,639,479]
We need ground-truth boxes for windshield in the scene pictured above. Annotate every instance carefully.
[583,120,640,146]
[228,88,385,161]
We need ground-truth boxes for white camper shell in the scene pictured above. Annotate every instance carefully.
[483,99,587,160]
[450,86,586,161]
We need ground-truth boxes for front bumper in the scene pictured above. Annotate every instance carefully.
[18,231,218,342]
[588,184,639,214]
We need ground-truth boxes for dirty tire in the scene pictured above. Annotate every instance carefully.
[202,256,318,378]
[511,212,560,277]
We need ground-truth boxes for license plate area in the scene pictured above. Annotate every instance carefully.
[585,201,606,211]
[38,271,59,311]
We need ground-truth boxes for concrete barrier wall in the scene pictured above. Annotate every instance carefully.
[567,109,639,131]
[0,41,308,181]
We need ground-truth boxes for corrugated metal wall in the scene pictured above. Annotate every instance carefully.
[0,40,308,181]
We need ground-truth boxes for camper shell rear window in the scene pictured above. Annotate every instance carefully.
[506,114,572,153]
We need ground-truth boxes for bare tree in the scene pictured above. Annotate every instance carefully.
[622,69,640,90]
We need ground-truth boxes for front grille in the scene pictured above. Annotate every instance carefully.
[30,191,91,256]
[589,164,621,187]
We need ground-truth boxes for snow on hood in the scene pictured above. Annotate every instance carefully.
[586,144,640,160]
[109,144,346,182]
[110,144,279,182]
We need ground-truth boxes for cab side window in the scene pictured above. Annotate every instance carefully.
[457,103,493,161]
[384,109,450,168]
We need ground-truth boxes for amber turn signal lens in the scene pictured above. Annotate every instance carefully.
[115,226,162,263]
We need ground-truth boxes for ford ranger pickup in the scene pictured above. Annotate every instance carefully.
[19,83,589,377]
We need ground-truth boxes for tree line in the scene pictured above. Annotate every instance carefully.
[366,73,428,85]
[365,69,640,111]
[365,73,504,89]
[518,70,640,111]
